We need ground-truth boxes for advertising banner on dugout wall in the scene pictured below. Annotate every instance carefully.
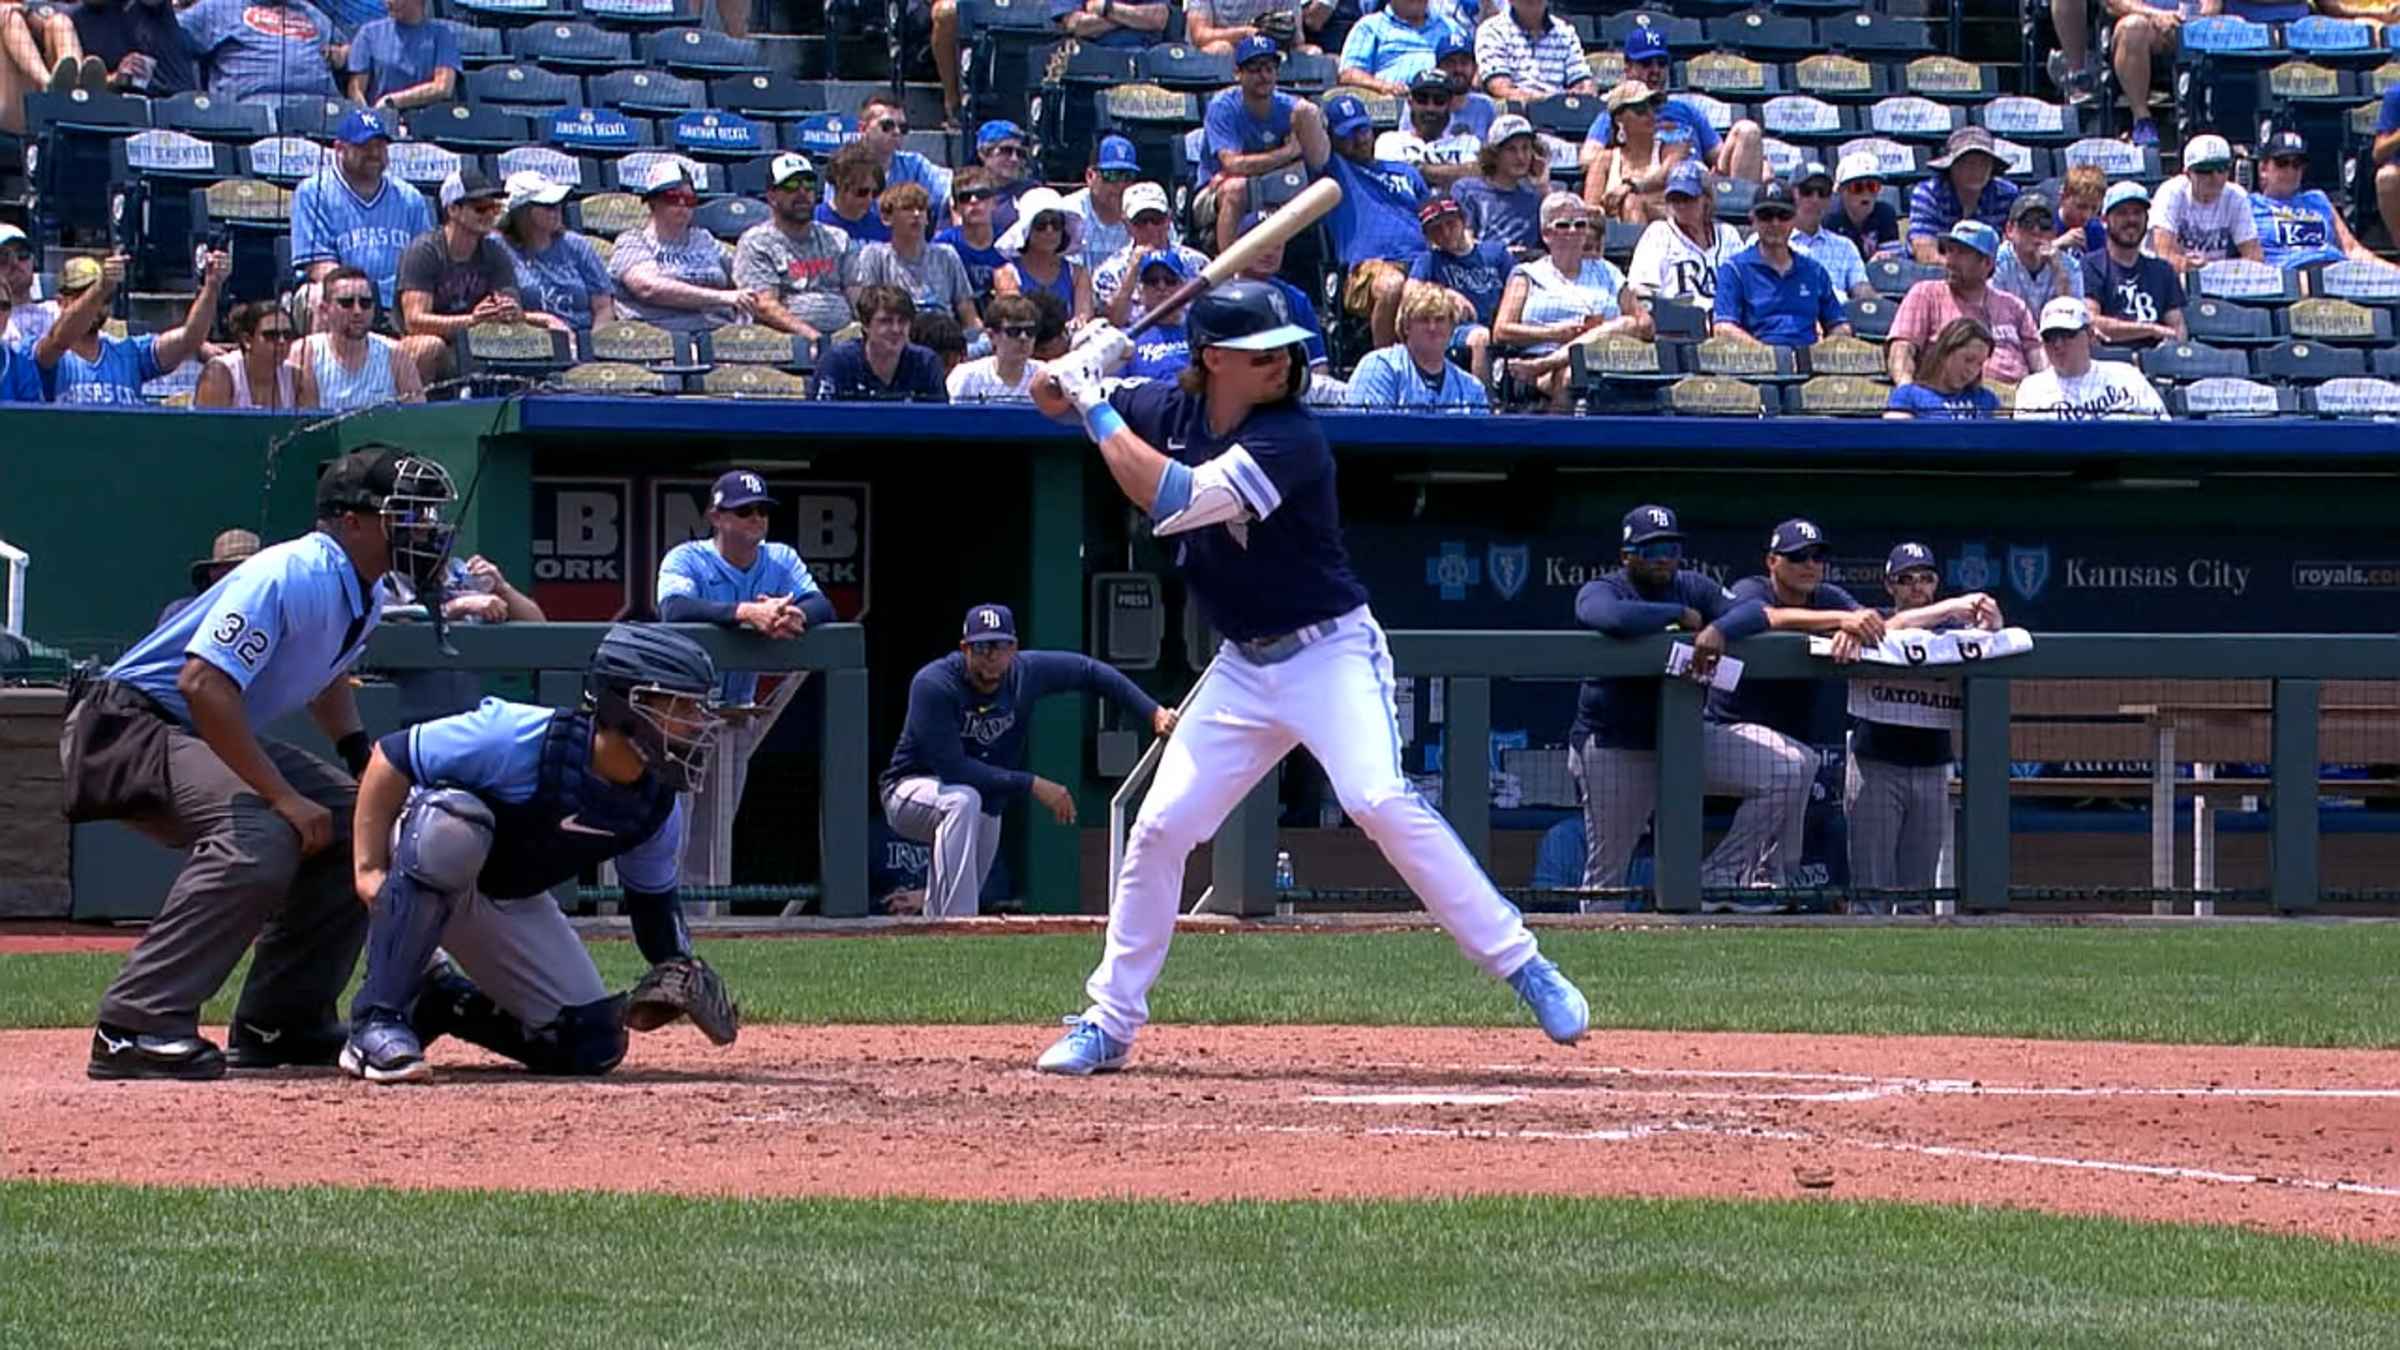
[529,477,874,621]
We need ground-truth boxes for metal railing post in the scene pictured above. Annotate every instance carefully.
[818,665,870,917]
[2270,678,2322,912]
[1652,678,1706,913]
[1957,675,2011,913]
[1441,676,1492,864]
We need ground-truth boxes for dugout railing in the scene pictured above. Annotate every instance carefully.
[1151,632,2400,918]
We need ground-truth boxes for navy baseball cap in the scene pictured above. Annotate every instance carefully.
[1625,27,1670,64]
[1886,541,1937,576]
[1097,135,1139,172]
[1325,93,1374,138]
[336,108,394,145]
[962,603,1017,644]
[1409,67,1453,96]
[711,469,775,510]
[1234,34,1281,68]
[1435,31,1472,61]
[1622,504,1683,545]
[1769,518,1828,555]
[1666,160,1708,199]
[1750,179,1796,217]
[2261,128,2309,161]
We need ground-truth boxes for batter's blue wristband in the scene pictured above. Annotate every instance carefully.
[1082,403,1127,443]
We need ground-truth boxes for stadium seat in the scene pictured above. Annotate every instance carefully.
[388,141,469,191]
[646,29,767,78]
[590,70,707,116]
[1651,297,1710,341]
[237,135,334,184]
[1791,52,1891,104]
[193,178,292,305]
[1569,338,1684,413]
[1805,334,1885,378]
[407,103,540,153]
[25,90,150,244]
[1665,373,1773,416]
[2304,375,2400,416]
[1139,44,1236,91]
[700,364,811,397]
[450,0,574,24]
[548,105,659,153]
[1760,96,1855,147]
[699,324,815,373]
[1898,54,1999,105]
[453,21,506,68]
[2058,137,2160,186]
[2253,339,2369,384]
[1845,294,1896,341]
[2286,296,2396,346]
[2182,298,2284,348]
[2138,341,2251,384]
[510,21,635,72]
[568,191,646,236]
[1978,96,2079,146]
[580,0,703,31]
[1279,52,1337,96]
[613,150,718,194]
[498,145,604,193]
[710,74,827,123]
[456,321,575,381]
[1836,135,1924,183]
[1692,335,1801,382]
[1866,95,1963,146]
[1784,374,1894,416]
[2283,14,2383,66]
[691,195,768,241]
[111,131,238,291]
[467,63,584,115]
[1597,12,1708,54]
[1601,219,1645,266]
[1821,12,1934,58]
[1863,256,1938,300]
[1706,12,1815,61]
[2195,259,2301,307]
[2172,376,2296,417]
[266,96,364,139]
[152,92,273,143]
[583,319,705,373]
[782,111,859,160]
[667,110,776,161]
[560,361,684,393]
[2315,259,2400,308]
[1525,92,1601,140]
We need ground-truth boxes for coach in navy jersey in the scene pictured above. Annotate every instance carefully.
[1026,281,1587,1075]
[1567,503,1773,902]
[882,604,1172,917]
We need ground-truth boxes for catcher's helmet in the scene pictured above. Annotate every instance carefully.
[1186,279,1316,352]
[584,623,724,791]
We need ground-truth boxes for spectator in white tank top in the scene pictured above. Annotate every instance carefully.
[195,301,302,410]
[291,265,425,412]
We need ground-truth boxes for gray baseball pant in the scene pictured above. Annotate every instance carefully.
[97,731,364,1037]
[882,777,1003,917]
[1570,722,1818,890]
[1843,738,1949,905]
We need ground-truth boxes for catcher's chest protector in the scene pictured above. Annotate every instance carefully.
[478,710,677,899]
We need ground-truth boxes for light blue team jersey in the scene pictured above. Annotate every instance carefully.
[400,697,684,892]
[44,333,163,405]
[1343,344,1489,410]
[179,0,341,101]
[291,169,436,311]
[655,539,824,705]
[109,531,378,728]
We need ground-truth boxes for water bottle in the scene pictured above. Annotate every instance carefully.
[1274,849,1295,916]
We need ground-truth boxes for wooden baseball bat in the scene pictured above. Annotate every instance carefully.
[1123,177,1345,339]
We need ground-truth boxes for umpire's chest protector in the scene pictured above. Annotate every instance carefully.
[478,710,677,899]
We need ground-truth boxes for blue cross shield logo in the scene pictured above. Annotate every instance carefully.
[2006,545,2050,601]
[1425,542,1481,601]
[1487,543,1530,601]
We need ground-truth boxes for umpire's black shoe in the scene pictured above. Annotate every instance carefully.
[227,1019,348,1070]
[86,1024,227,1081]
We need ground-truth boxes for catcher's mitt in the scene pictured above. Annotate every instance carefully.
[625,956,740,1046]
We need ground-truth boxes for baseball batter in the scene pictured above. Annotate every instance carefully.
[1027,280,1590,1075]
[1845,542,2004,907]
[882,603,1175,917]
[1568,503,1778,903]
[62,447,453,1080]
[341,623,740,1083]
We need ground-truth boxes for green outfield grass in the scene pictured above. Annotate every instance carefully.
[5,926,2398,1046]
[2,1183,2393,1349]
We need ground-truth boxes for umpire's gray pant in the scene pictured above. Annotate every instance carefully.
[98,731,363,1038]
[882,777,1002,917]
[1570,722,1818,891]
[1843,737,1950,903]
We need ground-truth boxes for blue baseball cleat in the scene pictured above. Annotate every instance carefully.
[339,1016,432,1085]
[1506,957,1590,1045]
[1034,1016,1132,1076]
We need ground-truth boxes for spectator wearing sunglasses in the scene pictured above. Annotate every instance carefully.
[1062,136,1142,274]
[948,293,1046,402]
[195,300,302,409]
[1587,28,1763,185]
[38,250,223,406]
[1198,36,1303,252]
[1377,68,1482,191]
[1784,160,1873,303]
[818,145,890,245]
[857,93,952,223]
[973,120,1039,235]
[1494,191,1650,411]
[292,265,424,410]
[611,162,753,335]
[1712,181,1849,349]
[1123,251,1198,380]
[1338,0,1465,96]
[993,188,1095,330]
[814,284,948,402]
[2248,129,2376,272]
[1582,79,1674,226]
[1095,182,1209,326]
[937,167,1011,308]
[737,151,857,342]
[1048,0,1170,48]
[1432,30,1497,141]
[398,168,548,381]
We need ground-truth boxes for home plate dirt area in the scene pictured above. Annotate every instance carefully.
[4,1025,2395,1243]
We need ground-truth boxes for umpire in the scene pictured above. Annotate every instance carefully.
[62,447,458,1080]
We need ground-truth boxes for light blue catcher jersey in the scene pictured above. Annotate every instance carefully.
[397,697,685,892]
[655,539,824,704]
[109,532,378,728]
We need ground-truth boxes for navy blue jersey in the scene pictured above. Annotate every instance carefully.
[882,649,1159,808]
[1110,380,1370,642]
[1705,575,1861,739]
[1850,607,1957,766]
[1571,568,1763,750]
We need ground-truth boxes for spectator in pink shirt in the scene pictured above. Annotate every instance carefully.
[1886,219,2046,390]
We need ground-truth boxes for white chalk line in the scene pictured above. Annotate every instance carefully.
[1342,1062,2400,1103]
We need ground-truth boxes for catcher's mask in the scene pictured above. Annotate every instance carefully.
[584,622,725,792]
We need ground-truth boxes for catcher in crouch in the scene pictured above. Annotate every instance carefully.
[340,622,740,1084]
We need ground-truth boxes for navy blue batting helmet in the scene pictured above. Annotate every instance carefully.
[585,623,723,791]
[1186,280,1315,353]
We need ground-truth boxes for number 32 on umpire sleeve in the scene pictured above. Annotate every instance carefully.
[211,612,272,668]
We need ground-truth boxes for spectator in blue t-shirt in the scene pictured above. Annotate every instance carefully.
[179,0,340,101]
[1435,31,1499,142]
[2376,84,2400,251]
[1884,317,1997,419]
[36,252,225,405]
[1296,92,1432,346]
[1406,195,1508,380]
[1713,182,1848,348]
[1607,26,1764,183]
[1338,0,1465,94]
[0,294,42,402]
[1346,279,1490,411]
[1452,113,1549,258]
[2248,130,2376,272]
[819,144,891,245]
[1232,210,1331,375]
[344,0,457,109]
[1198,37,1303,251]
[496,171,616,335]
[1908,127,2019,265]
[1122,252,1196,380]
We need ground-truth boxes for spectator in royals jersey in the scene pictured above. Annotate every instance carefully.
[1377,68,1482,192]
[1121,253,1196,381]
[2248,130,2378,272]
[1908,127,2019,265]
[179,0,339,101]
[736,151,856,343]
[1435,30,1498,141]
[2014,296,2165,420]
[291,109,434,316]
[36,252,223,406]
[1295,93,1431,347]
[1629,161,1745,308]
[2080,182,2186,347]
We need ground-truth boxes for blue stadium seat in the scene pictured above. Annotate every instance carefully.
[2255,338,2371,383]
[25,90,149,244]
[590,69,707,115]
[2182,297,2284,347]
[509,21,636,72]
[2138,340,2251,384]
[1863,255,1938,300]
[1280,53,1337,96]
[449,0,574,24]
[111,131,240,291]
[2303,376,2400,416]
[267,96,365,139]
[691,195,768,241]
[1139,44,1236,91]
[1706,11,1816,61]
[2171,376,2298,417]
[1978,96,2079,146]
[1597,12,1708,54]
[1844,295,1896,340]
[2058,137,2160,186]
[547,105,660,153]
[456,322,576,382]
[1866,95,1963,146]
[580,319,705,373]
[2195,259,2301,307]
[498,144,606,193]
[152,92,273,143]
[579,0,703,31]
[646,28,766,77]
[667,109,775,160]
[697,325,815,374]
[1525,92,1602,140]
[611,150,719,194]
[1760,95,1857,147]
[2312,259,2400,309]
[1790,53,1891,104]
[388,141,471,191]
[1835,135,1924,183]
[406,102,540,152]
[1821,11,1934,58]
[709,73,827,122]
[453,21,506,68]
[2282,15,2383,69]
[467,63,584,115]
[1684,51,1784,100]
[193,178,293,305]
[237,135,335,184]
